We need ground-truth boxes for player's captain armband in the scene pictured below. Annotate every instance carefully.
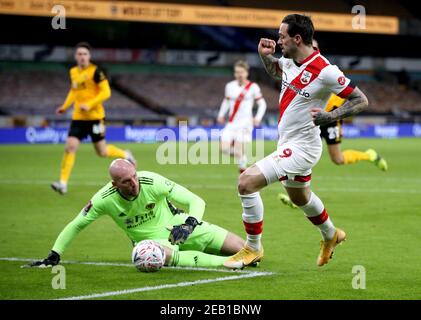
[322,65,355,99]
[93,67,107,83]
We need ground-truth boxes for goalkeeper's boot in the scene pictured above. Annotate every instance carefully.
[317,228,346,266]
[365,149,388,171]
[125,150,137,168]
[277,193,298,209]
[224,245,264,269]
[51,181,67,195]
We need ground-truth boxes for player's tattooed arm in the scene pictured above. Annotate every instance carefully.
[260,54,282,81]
[258,38,282,81]
[311,87,369,126]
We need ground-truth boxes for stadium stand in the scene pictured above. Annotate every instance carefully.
[110,72,421,116]
[0,69,158,120]
[1,67,421,123]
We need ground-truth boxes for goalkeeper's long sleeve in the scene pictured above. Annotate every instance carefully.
[51,212,96,255]
[167,183,206,222]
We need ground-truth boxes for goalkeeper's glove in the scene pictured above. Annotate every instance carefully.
[168,216,202,245]
[28,250,60,268]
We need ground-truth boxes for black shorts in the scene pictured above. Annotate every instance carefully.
[68,119,105,143]
[320,120,343,145]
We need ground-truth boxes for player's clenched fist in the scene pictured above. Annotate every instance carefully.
[258,38,276,56]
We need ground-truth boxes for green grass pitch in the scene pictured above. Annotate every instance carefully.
[0,138,420,300]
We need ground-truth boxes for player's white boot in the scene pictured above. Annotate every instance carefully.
[51,181,67,195]
[125,150,137,167]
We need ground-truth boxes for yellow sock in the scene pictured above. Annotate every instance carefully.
[60,152,76,184]
[106,145,126,158]
[342,149,370,165]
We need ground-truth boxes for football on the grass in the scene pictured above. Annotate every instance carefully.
[131,240,166,272]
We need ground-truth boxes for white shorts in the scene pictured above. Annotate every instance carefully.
[220,124,252,143]
[255,143,322,188]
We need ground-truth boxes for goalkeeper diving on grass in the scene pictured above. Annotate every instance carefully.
[29,159,245,269]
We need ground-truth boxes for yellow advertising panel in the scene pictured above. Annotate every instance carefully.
[0,0,399,34]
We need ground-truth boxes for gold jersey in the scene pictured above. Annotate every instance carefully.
[62,63,111,121]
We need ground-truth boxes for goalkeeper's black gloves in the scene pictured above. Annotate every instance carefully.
[168,216,202,245]
[28,250,60,268]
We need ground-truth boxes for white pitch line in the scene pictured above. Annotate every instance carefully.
[0,257,254,274]
[56,271,275,300]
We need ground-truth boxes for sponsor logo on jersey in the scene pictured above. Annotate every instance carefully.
[281,80,311,98]
[125,212,157,228]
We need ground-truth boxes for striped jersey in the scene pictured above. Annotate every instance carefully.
[221,80,263,128]
[276,50,354,146]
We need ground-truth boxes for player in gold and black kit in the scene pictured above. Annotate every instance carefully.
[319,93,387,169]
[51,42,137,195]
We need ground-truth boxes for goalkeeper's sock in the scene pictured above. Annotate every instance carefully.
[170,250,227,268]
[106,144,126,158]
[342,149,370,165]
[299,192,336,241]
[240,192,263,251]
[59,151,75,185]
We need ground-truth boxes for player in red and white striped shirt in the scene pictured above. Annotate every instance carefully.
[217,60,267,173]
[224,14,369,269]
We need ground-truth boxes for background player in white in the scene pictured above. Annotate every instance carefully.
[217,60,267,173]
[224,14,369,269]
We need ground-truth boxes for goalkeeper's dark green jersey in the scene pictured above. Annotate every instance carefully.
[52,171,206,255]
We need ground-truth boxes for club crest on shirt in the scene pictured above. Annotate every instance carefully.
[338,76,346,85]
[300,70,312,84]
[146,203,155,210]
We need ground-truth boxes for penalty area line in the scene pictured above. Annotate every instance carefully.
[56,271,275,300]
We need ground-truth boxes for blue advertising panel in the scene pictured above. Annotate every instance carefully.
[0,124,420,144]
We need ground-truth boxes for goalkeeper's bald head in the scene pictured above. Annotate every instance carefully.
[109,159,139,198]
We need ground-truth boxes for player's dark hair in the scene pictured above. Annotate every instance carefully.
[282,14,314,46]
[75,42,92,51]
